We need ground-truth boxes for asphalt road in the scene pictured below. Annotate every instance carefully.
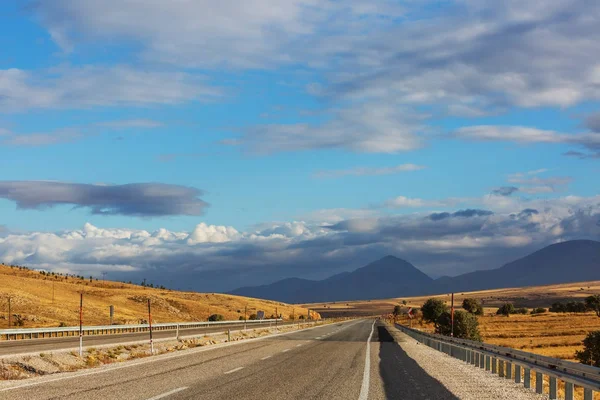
[0,321,295,356]
[0,319,458,400]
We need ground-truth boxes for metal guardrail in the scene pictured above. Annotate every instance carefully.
[0,319,284,341]
[395,323,600,400]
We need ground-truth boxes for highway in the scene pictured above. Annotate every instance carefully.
[0,321,294,357]
[0,319,459,400]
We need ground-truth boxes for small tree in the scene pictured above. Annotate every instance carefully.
[531,308,547,314]
[496,303,515,317]
[575,331,600,367]
[402,300,407,305]
[436,310,482,341]
[393,305,402,318]
[462,298,483,315]
[585,295,600,317]
[421,298,449,327]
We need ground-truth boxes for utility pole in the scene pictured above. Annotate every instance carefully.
[7,297,11,328]
[244,305,247,330]
[275,307,278,330]
[451,293,455,337]
[101,272,107,282]
[148,299,154,354]
[79,293,83,356]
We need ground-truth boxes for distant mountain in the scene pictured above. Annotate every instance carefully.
[231,240,600,303]
[431,239,600,293]
[231,255,434,303]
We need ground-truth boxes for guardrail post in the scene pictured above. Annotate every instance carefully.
[549,377,557,400]
[564,382,573,400]
[583,388,593,400]
[506,362,512,379]
[524,368,530,388]
[499,360,505,377]
[475,353,480,367]
[479,353,484,369]
[485,355,491,371]
[536,372,543,394]
[492,357,497,374]
[515,365,521,383]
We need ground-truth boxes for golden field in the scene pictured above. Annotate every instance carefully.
[307,280,600,361]
[0,264,314,328]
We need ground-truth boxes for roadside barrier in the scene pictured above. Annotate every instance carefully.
[395,323,600,400]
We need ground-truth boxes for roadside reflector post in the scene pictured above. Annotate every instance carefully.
[227,329,231,342]
[109,305,114,325]
[244,305,247,331]
[275,307,278,331]
[79,293,83,357]
[148,299,154,355]
[176,323,180,340]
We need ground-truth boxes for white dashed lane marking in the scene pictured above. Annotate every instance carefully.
[224,367,244,374]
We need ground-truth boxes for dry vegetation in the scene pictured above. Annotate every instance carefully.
[0,264,315,328]
[308,280,600,361]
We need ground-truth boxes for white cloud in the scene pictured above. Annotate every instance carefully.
[0,66,219,112]
[384,196,459,209]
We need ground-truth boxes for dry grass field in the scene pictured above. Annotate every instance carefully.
[306,281,600,361]
[0,264,315,328]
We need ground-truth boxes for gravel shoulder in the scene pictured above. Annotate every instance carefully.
[387,325,549,400]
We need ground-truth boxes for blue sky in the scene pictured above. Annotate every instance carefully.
[1,0,599,291]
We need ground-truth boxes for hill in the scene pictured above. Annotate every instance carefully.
[431,239,600,294]
[232,255,433,303]
[0,264,314,328]
[232,240,600,303]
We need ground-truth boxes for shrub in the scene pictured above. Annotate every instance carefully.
[421,298,449,327]
[393,305,402,317]
[208,314,224,322]
[436,310,482,341]
[496,303,515,316]
[58,322,67,327]
[585,295,600,317]
[551,301,588,313]
[575,331,600,367]
[239,316,244,320]
[462,298,484,315]
[515,307,529,314]
[531,308,547,314]
[298,315,305,320]
[249,314,257,320]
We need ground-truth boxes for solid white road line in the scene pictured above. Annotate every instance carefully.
[358,320,376,400]
[224,367,244,374]
[146,387,188,400]
[282,349,290,353]
[260,356,272,360]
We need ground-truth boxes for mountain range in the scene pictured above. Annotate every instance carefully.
[230,240,600,303]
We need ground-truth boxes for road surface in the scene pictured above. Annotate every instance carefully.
[0,321,296,356]
[0,319,459,400]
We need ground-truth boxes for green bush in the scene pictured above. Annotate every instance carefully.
[249,314,257,320]
[421,298,448,327]
[531,308,547,314]
[462,298,484,315]
[436,310,482,341]
[496,303,515,316]
[393,305,402,317]
[575,331,600,367]
[585,295,600,317]
[515,307,529,315]
[208,314,224,321]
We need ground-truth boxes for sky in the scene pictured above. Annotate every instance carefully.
[1,0,600,292]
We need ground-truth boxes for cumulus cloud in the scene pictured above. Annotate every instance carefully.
[0,66,219,112]
[1,194,600,290]
[0,181,208,217]
[313,163,425,179]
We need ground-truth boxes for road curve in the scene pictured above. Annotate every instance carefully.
[0,319,462,400]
